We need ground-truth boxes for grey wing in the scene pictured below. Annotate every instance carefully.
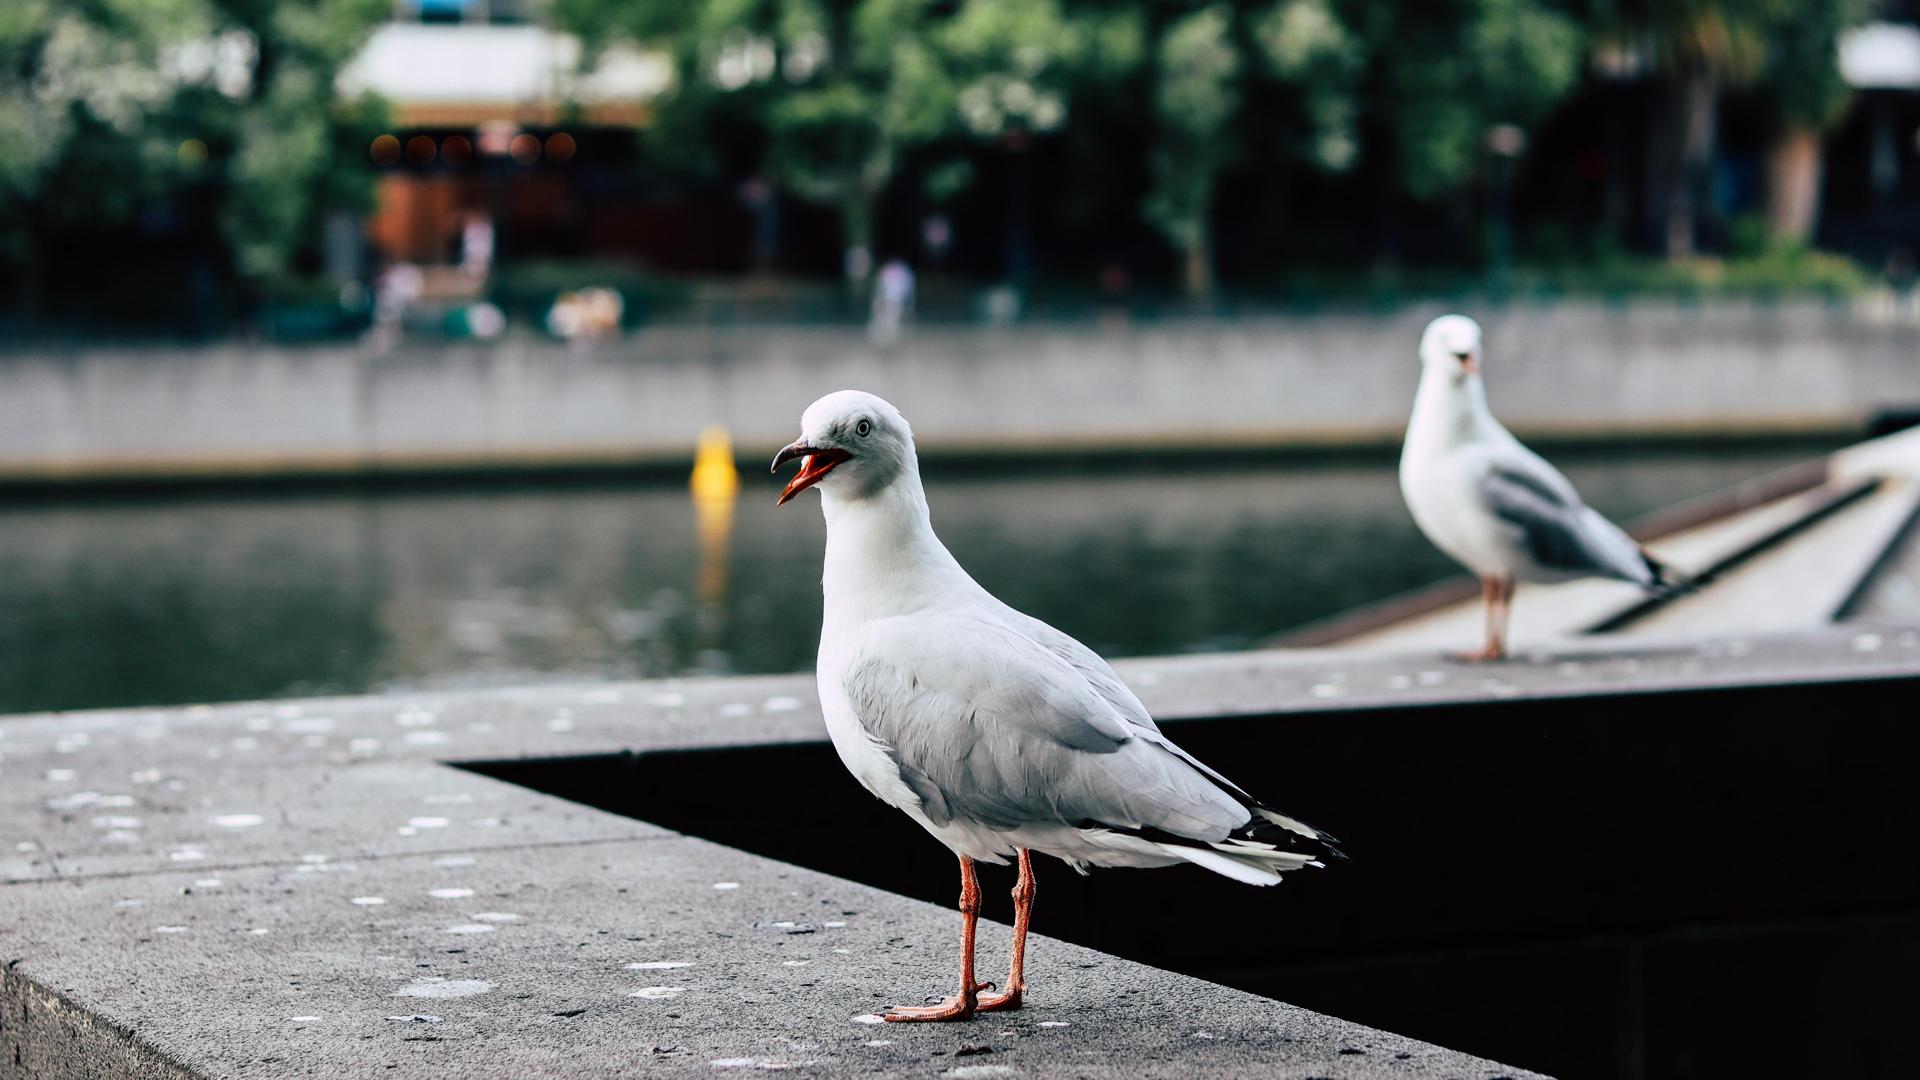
[1480,456,1652,583]
[1011,610,1262,802]
[843,612,1248,841]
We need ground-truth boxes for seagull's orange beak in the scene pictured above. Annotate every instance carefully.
[771,440,852,506]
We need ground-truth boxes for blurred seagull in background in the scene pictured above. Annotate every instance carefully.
[1400,315,1686,661]
[773,390,1342,1022]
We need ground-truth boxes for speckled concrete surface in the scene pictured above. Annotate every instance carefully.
[2,836,1537,1079]
[4,626,1915,1077]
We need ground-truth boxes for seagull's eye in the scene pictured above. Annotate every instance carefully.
[855,419,872,438]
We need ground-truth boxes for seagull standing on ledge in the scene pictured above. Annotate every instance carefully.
[1400,315,1681,661]
[773,390,1341,1023]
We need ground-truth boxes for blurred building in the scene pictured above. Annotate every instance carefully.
[1829,17,1920,262]
[338,0,675,279]
[332,3,1920,293]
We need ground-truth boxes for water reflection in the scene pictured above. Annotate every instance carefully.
[689,426,743,673]
[0,445,1826,714]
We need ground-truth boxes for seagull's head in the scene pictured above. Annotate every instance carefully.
[770,390,916,506]
[1419,314,1482,380]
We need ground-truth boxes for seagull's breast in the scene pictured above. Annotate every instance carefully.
[814,635,927,817]
[1401,448,1515,576]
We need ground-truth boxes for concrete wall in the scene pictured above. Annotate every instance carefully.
[3,300,1917,480]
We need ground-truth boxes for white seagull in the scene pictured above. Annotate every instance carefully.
[773,390,1342,1022]
[1400,315,1682,660]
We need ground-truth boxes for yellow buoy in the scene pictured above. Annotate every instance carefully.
[690,426,740,604]
[690,426,740,500]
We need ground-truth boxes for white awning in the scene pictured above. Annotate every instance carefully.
[339,23,671,111]
[1841,21,1920,90]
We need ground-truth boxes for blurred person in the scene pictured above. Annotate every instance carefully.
[1097,261,1132,331]
[459,212,495,281]
[870,257,915,347]
[843,246,873,286]
[369,260,423,349]
[1885,247,1917,322]
[921,214,952,276]
[547,287,624,343]
[463,301,506,340]
[739,176,781,275]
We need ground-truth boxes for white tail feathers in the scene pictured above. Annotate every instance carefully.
[1253,807,1325,841]
[1162,838,1325,887]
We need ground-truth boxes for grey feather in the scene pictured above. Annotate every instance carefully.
[1009,611,1271,806]
[843,610,1248,840]
[1481,461,1650,583]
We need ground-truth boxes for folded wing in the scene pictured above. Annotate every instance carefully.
[843,610,1251,841]
[1480,454,1654,586]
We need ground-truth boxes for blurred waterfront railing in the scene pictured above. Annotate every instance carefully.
[0,298,1915,485]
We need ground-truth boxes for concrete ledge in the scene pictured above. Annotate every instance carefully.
[4,629,1916,1077]
[2,837,1512,1079]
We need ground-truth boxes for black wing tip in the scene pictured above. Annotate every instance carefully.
[1643,552,1713,596]
[1082,817,1350,866]
[1242,806,1350,865]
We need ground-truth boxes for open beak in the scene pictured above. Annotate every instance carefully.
[771,440,852,506]
[1454,351,1478,375]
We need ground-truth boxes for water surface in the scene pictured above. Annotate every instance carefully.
[0,445,1825,714]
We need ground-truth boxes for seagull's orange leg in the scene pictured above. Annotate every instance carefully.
[1454,575,1509,662]
[977,848,1035,1013]
[1493,576,1515,657]
[885,856,991,1022]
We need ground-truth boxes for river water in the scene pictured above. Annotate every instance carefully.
[0,445,1829,714]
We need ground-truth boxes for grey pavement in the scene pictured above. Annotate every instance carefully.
[4,626,1917,1078]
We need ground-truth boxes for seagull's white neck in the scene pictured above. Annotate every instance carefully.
[1405,364,1501,458]
[818,470,975,627]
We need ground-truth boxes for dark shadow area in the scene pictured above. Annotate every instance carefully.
[477,674,1920,1080]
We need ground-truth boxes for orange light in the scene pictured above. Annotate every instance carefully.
[369,134,401,165]
[406,135,436,165]
[509,133,541,164]
[544,132,576,164]
[441,134,473,166]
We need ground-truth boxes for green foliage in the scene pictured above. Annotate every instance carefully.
[1759,0,1875,131]
[1252,0,1364,170]
[1361,0,1584,200]
[1144,5,1241,255]
[1528,250,1873,298]
[0,0,1876,319]
[555,0,1149,265]
[1248,248,1874,304]
[561,0,940,256]
[1594,0,1872,134]
[1598,0,1780,81]
[0,0,388,292]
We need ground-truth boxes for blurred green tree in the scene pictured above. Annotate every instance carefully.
[1357,0,1583,201]
[1140,0,1372,298]
[932,1,1143,284]
[556,0,1137,282]
[1597,1,1874,257]
[1143,5,1240,298]
[0,0,388,318]
[1595,1,1756,258]
[1143,0,1579,296]
[1754,0,1875,247]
